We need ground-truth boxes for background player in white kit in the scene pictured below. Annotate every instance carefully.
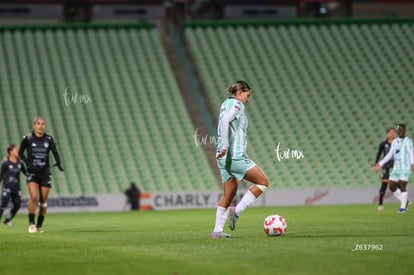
[211,80,269,238]
[373,123,414,213]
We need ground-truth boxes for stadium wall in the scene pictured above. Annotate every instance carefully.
[15,188,412,213]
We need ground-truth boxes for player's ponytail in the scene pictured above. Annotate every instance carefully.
[226,80,251,95]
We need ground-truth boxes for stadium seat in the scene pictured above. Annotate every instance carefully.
[184,18,414,189]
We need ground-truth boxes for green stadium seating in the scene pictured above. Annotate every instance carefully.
[184,18,414,189]
[0,23,218,196]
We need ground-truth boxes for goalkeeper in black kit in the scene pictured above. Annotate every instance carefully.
[19,117,64,233]
[374,128,396,211]
[0,145,26,226]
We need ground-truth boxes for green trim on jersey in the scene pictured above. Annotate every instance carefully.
[217,98,248,158]
[391,137,414,170]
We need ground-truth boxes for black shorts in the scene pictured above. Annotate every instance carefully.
[27,168,52,188]
[381,167,391,180]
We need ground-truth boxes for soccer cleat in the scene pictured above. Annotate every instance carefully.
[377,205,384,211]
[37,227,44,233]
[3,220,12,226]
[228,206,239,231]
[211,231,233,239]
[28,224,37,233]
[398,208,406,213]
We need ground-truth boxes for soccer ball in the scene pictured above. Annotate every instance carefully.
[263,214,287,236]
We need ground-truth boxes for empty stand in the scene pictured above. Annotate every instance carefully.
[0,23,218,196]
[184,18,414,189]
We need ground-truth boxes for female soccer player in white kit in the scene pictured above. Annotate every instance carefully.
[211,80,269,238]
[373,123,414,213]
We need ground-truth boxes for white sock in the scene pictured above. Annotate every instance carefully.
[213,206,227,232]
[401,192,408,210]
[235,190,257,216]
[393,189,402,201]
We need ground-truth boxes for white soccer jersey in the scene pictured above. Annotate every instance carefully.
[217,97,248,158]
[379,136,414,170]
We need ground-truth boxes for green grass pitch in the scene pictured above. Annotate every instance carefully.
[1,204,413,275]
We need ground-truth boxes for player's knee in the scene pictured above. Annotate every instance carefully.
[29,194,37,202]
[253,173,269,188]
[1,201,8,209]
[256,184,268,193]
[38,201,47,208]
[262,177,270,187]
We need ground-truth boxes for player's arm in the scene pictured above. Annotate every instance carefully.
[0,161,6,184]
[216,102,243,158]
[372,142,394,171]
[50,138,64,171]
[412,152,414,171]
[18,136,28,164]
[216,111,235,158]
[408,139,414,171]
[373,146,393,171]
[374,141,383,164]
[21,161,27,176]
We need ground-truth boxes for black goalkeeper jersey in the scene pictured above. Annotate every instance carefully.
[375,139,394,169]
[19,132,61,173]
[0,157,26,192]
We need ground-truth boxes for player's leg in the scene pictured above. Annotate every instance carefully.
[397,178,408,213]
[27,181,38,232]
[378,180,388,210]
[388,169,403,202]
[227,164,269,231]
[0,190,11,223]
[4,193,21,225]
[212,177,238,238]
[378,168,390,210]
[37,185,50,231]
[235,165,269,216]
[218,177,238,208]
[389,181,402,200]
